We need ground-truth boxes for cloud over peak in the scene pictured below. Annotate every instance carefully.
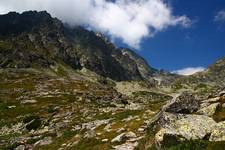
[0,0,191,49]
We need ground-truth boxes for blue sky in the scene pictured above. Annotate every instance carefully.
[120,0,225,72]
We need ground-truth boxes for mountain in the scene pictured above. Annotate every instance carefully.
[171,57,225,93]
[120,48,158,78]
[204,56,225,84]
[0,11,225,150]
[0,11,159,81]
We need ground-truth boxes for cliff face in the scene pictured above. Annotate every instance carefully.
[0,11,159,81]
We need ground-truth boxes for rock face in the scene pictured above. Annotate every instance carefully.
[163,91,200,114]
[197,102,220,116]
[210,121,225,141]
[155,113,217,146]
[0,11,158,81]
[121,48,157,79]
[146,90,225,149]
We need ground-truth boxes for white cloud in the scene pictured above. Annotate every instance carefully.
[214,10,225,22]
[172,67,205,76]
[0,0,191,49]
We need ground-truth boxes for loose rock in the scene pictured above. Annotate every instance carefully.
[197,103,220,116]
[210,121,225,142]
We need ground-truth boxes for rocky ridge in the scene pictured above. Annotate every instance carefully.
[0,11,160,82]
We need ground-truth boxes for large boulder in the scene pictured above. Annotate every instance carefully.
[155,113,217,147]
[197,103,220,116]
[210,121,225,142]
[163,91,200,114]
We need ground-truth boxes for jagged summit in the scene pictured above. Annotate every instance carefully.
[0,11,57,36]
[0,11,158,81]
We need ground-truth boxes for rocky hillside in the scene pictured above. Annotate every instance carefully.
[0,11,160,81]
[171,57,225,96]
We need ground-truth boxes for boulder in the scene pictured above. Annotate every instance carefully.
[219,91,225,96]
[210,121,225,141]
[163,91,200,114]
[138,127,145,133]
[116,127,125,133]
[125,131,137,138]
[202,97,220,103]
[111,132,137,143]
[15,145,25,150]
[35,136,53,146]
[197,103,220,116]
[84,130,96,138]
[155,113,217,147]
[111,133,126,143]
[113,142,138,150]
[104,124,112,132]
[222,103,225,108]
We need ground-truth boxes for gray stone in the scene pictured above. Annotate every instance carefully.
[155,113,217,147]
[219,91,225,96]
[21,99,37,104]
[111,132,137,143]
[111,133,126,143]
[163,91,200,114]
[102,139,109,142]
[7,105,16,109]
[116,127,125,133]
[104,124,112,132]
[113,142,138,150]
[202,97,220,103]
[222,103,225,108]
[197,103,220,116]
[138,128,145,132]
[210,121,225,141]
[125,131,137,138]
[15,145,25,150]
[35,136,53,146]
[84,130,96,138]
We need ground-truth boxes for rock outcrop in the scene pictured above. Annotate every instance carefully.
[197,102,220,116]
[210,121,225,141]
[147,90,225,149]
[163,91,200,114]
[155,113,217,147]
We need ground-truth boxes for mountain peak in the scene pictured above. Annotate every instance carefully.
[0,11,158,81]
[0,11,59,37]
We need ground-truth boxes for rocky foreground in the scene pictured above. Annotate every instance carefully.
[0,69,225,150]
[0,69,168,150]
